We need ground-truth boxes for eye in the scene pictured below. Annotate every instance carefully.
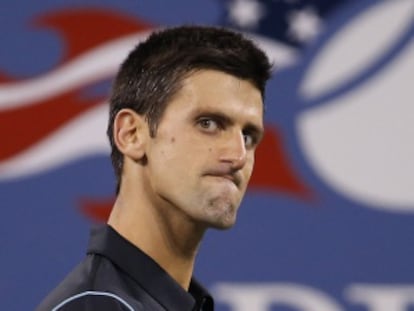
[197,117,219,132]
[243,131,259,149]
[243,133,254,148]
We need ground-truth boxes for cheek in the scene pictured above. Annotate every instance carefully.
[160,137,202,170]
[152,130,213,176]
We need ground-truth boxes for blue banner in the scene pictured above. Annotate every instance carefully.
[1,0,414,310]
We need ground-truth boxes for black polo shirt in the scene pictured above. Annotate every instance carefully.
[36,225,214,311]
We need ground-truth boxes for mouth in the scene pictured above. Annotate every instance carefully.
[219,174,238,184]
[204,172,241,188]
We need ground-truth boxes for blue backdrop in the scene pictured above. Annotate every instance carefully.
[1,0,414,310]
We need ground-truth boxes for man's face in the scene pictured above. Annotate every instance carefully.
[144,69,264,229]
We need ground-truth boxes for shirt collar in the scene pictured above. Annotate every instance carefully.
[87,225,213,311]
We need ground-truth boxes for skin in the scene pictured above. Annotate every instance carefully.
[108,69,264,290]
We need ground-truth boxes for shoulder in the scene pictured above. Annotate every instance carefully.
[40,291,136,311]
[36,255,143,311]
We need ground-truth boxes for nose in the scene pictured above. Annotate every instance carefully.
[220,130,247,170]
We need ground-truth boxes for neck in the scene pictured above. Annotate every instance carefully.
[108,188,206,290]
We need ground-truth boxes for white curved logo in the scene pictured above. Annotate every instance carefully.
[297,0,414,212]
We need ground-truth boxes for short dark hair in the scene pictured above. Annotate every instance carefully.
[107,25,272,193]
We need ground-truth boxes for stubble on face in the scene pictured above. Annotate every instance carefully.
[202,194,238,229]
[196,166,252,229]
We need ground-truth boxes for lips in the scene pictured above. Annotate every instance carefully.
[204,168,242,188]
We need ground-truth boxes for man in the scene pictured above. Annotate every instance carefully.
[36,25,271,311]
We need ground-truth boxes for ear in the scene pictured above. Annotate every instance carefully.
[113,108,148,161]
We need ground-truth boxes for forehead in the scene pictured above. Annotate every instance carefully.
[168,69,264,124]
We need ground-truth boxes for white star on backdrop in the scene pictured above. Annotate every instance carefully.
[228,0,266,29]
[288,6,323,43]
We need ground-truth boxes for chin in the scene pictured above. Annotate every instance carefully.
[209,218,237,230]
[202,200,239,230]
